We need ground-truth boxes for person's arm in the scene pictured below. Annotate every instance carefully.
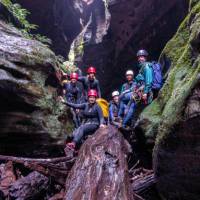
[121,84,125,94]
[96,80,101,98]
[76,87,82,104]
[120,82,136,98]
[64,101,86,109]
[97,105,105,125]
[64,83,70,100]
[144,65,153,94]
[78,76,86,83]
[135,73,144,83]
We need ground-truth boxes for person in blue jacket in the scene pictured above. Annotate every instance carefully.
[121,70,135,93]
[109,91,120,127]
[135,49,153,104]
[118,70,137,128]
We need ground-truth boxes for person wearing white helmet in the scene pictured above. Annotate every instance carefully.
[109,91,121,127]
[117,70,137,128]
[121,70,135,93]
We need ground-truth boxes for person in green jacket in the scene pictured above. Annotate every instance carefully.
[135,49,153,104]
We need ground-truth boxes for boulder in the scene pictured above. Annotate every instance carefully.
[137,2,200,199]
[0,20,73,157]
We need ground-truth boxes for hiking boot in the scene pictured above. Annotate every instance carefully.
[66,142,76,150]
[64,142,76,157]
[119,126,131,132]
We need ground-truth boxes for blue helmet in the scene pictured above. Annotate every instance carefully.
[136,49,149,57]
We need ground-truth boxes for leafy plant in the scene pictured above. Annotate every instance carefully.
[1,0,51,45]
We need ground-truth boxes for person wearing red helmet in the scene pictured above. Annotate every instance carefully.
[78,66,101,99]
[63,72,83,128]
[62,89,105,150]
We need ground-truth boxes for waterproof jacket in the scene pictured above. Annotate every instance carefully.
[121,81,136,94]
[135,62,153,94]
[64,82,82,103]
[109,101,120,123]
[65,101,104,125]
[78,76,101,98]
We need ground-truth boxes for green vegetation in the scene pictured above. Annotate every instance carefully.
[190,0,199,10]
[1,0,51,44]
[139,2,200,145]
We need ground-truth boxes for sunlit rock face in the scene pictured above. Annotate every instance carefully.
[18,0,188,96]
[0,19,72,157]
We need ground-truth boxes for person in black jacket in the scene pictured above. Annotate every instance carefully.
[63,72,83,128]
[62,89,105,150]
[78,66,101,99]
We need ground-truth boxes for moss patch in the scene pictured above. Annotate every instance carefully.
[139,2,200,145]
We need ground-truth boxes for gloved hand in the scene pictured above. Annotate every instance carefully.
[58,96,65,103]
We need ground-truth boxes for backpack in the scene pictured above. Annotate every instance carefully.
[151,61,163,89]
[96,98,109,118]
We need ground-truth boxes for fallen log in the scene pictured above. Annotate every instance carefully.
[9,171,49,200]
[64,125,134,200]
[0,155,75,163]
[0,155,76,185]
[0,161,16,197]
[130,168,156,195]
[132,174,156,194]
[48,190,65,200]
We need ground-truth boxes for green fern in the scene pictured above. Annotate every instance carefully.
[1,0,51,45]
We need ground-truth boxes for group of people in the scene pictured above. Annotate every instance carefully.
[60,49,163,150]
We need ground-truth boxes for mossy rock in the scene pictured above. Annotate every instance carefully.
[138,2,200,145]
[0,20,73,156]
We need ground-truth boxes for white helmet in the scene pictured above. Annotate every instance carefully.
[126,70,134,76]
[112,91,119,97]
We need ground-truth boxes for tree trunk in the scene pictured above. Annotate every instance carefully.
[64,125,134,200]
[0,155,75,186]
[9,171,49,200]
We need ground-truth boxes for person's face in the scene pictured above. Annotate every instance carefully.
[113,96,119,103]
[138,56,147,63]
[71,78,77,84]
[88,73,95,79]
[88,96,96,104]
[126,75,133,82]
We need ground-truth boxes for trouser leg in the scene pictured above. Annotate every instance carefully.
[71,108,80,128]
[118,92,132,118]
[118,101,126,117]
[122,101,136,127]
[72,123,98,144]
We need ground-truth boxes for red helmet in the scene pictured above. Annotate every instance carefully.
[87,66,96,74]
[88,89,98,97]
[70,72,78,80]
